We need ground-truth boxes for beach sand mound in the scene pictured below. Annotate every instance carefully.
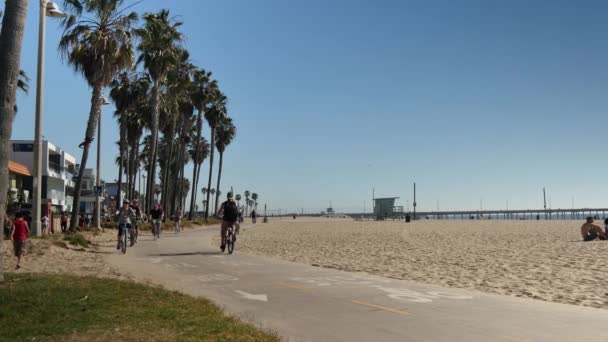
[239,217,608,309]
[2,230,127,280]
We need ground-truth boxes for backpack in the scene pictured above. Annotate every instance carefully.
[223,201,238,221]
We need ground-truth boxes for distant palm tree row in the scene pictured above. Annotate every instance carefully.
[57,1,238,226]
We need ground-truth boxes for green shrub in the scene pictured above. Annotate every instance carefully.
[63,233,89,248]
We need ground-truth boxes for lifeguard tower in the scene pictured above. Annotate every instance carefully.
[373,197,403,220]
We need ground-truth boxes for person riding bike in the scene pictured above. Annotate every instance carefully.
[116,200,136,250]
[130,199,142,243]
[150,202,164,239]
[217,192,239,252]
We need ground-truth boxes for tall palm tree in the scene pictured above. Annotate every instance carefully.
[214,116,236,214]
[204,89,227,219]
[0,0,29,282]
[244,190,251,217]
[188,69,213,219]
[109,71,141,209]
[251,193,259,211]
[135,9,184,214]
[160,49,194,215]
[59,0,137,230]
[188,134,209,214]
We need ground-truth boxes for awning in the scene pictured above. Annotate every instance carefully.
[9,160,31,176]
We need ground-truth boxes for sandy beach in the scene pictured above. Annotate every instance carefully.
[238,217,608,309]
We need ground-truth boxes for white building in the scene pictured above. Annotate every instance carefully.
[10,140,77,213]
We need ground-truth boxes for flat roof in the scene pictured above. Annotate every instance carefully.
[374,197,400,200]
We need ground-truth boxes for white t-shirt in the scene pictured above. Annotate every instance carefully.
[41,216,49,227]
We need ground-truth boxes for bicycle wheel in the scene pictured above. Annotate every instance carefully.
[227,230,235,254]
[121,230,127,254]
[129,228,135,247]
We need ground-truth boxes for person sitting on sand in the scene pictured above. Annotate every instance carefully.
[581,217,606,241]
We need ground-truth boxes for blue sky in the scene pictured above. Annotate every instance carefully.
[11,0,608,213]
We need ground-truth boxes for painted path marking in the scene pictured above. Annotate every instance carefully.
[274,282,316,293]
[198,274,238,282]
[351,300,411,316]
[289,277,473,303]
[235,290,268,302]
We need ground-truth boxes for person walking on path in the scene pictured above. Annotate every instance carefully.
[10,212,30,269]
[60,213,68,233]
[174,208,183,233]
[41,215,49,236]
[150,202,164,239]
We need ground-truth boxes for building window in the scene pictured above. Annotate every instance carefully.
[12,143,33,152]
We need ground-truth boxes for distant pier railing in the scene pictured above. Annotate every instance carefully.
[355,208,608,220]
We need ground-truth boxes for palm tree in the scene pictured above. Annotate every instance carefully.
[252,193,259,211]
[109,71,141,209]
[188,69,213,219]
[135,9,184,214]
[160,49,193,216]
[244,190,251,217]
[188,134,209,213]
[214,116,236,214]
[204,89,227,219]
[0,0,29,282]
[59,0,137,230]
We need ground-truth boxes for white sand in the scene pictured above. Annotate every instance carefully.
[238,217,608,309]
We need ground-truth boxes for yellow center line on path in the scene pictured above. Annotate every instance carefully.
[351,300,411,316]
[273,282,316,293]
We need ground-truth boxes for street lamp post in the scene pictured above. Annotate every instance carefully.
[32,0,65,236]
[95,96,110,230]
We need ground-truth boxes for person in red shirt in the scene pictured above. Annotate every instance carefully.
[10,212,30,269]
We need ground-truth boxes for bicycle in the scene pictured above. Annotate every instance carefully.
[226,224,236,254]
[118,223,133,254]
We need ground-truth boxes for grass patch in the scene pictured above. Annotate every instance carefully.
[62,233,90,248]
[0,273,279,341]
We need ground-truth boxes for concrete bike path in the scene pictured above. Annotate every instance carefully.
[106,226,608,342]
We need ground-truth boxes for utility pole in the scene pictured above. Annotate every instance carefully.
[413,182,417,220]
[543,187,547,220]
[372,188,375,216]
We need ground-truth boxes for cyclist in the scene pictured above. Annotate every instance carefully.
[174,208,182,233]
[217,192,239,252]
[130,199,142,243]
[116,200,136,250]
[150,202,164,239]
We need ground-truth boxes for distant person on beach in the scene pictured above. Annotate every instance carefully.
[251,209,257,224]
[10,212,30,269]
[604,218,608,237]
[581,217,605,241]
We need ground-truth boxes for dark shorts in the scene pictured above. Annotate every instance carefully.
[584,231,598,241]
[13,240,25,256]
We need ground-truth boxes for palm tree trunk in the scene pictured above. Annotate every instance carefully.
[0,0,29,282]
[161,121,175,215]
[70,83,103,230]
[214,150,224,215]
[188,157,198,218]
[205,127,216,219]
[147,80,161,214]
[179,160,186,211]
[193,158,203,215]
[170,142,182,215]
[131,137,140,201]
[116,114,127,209]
